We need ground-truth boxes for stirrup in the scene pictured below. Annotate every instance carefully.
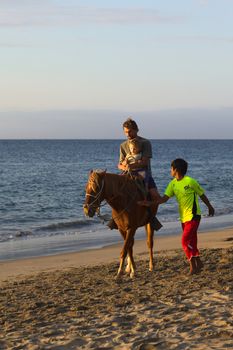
[150,217,163,231]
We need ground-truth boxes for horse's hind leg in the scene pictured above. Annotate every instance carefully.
[117,229,135,278]
[116,229,127,278]
[125,246,136,277]
[146,223,154,271]
[125,256,132,274]
[127,245,136,278]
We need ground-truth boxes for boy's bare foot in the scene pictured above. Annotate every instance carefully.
[189,257,199,275]
[189,256,204,274]
[137,200,153,207]
[195,256,204,271]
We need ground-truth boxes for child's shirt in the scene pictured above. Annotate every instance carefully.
[125,152,148,180]
[164,176,204,223]
[125,152,142,164]
[119,137,152,174]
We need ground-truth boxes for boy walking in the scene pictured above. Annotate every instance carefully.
[156,158,215,274]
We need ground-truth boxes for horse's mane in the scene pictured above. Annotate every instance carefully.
[89,170,146,199]
[91,170,138,184]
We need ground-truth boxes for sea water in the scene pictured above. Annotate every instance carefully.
[0,139,233,261]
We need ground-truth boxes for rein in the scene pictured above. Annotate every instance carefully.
[108,187,138,222]
[85,172,143,224]
[98,174,139,223]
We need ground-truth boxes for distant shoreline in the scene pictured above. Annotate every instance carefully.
[1,138,233,141]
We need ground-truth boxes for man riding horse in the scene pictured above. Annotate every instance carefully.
[108,117,162,231]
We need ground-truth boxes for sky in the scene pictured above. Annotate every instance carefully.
[0,0,233,139]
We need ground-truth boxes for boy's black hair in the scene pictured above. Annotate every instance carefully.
[171,158,188,176]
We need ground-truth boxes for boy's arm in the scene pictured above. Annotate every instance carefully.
[156,195,170,205]
[200,194,215,216]
[138,194,169,208]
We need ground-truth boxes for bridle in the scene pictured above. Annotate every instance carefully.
[84,171,143,222]
[84,177,105,212]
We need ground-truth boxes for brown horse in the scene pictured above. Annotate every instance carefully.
[83,170,159,278]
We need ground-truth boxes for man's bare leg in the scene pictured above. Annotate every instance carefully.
[138,188,160,207]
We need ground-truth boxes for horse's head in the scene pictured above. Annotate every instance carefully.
[83,170,106,217]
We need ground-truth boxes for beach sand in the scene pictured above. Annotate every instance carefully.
[0,228,233,349]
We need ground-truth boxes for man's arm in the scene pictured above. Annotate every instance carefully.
[118,143,128,171]
[200,194,215,216]
[118,162,128,171]
[127,156,149,170]
[118,156,149,171]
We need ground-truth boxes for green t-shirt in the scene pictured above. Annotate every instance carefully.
[164,176,204,223]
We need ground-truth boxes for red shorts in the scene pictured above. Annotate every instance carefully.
[181,219,200,260]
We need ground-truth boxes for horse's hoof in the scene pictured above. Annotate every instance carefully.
[130,272,135,279]
[115,270,123,280]
[115,275,123,282]
[125,266,131,274]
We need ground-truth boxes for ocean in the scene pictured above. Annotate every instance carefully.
[0,139,233,261]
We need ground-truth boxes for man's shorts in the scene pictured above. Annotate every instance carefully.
[130,169,157,190]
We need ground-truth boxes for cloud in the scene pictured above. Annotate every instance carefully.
[0,2,183,27]
[0,42,32,48]
[196,0,209,5]
[151,35,233,45]
[195,0,232,5]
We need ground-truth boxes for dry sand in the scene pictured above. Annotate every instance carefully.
[0,228,233,349]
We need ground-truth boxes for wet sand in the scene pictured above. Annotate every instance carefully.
[0,228,233,349]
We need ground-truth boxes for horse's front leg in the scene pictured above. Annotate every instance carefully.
[145,223,154,271]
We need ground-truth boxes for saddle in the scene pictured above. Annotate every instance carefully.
[127,173,148,198]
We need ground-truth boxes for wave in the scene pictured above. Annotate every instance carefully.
[0,218,103,243]
[1,208,233,245]
[35,218,100,232]
[0,230,34,243]
[214,207,233,216]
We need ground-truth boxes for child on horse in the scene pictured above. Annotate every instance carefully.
[122,138,157,204]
